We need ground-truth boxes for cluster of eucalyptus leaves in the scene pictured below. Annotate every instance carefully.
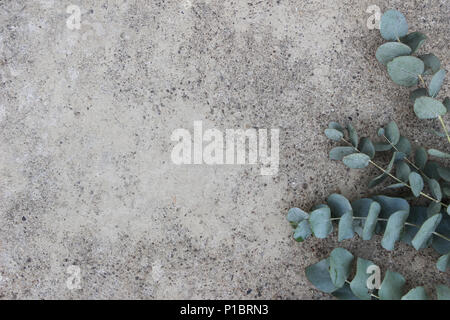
[287,193,450,300]
[287,9,450,300]
[302,247,449,300]
[324,120,450,216]
[375,9,450,141]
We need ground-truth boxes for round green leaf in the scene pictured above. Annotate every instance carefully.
[436,285,450,300]
[309,206,332,238]
[380,9,408,41]
[329,147,356,161]
[444,97,450,112]
[327,194,352,217]
[437,167,450,182]
[387,56,424,87]
[420,53,441,75]
[338,212,354,241]
[414,96,447,119]
[329,248,354,288]
[342,153,370,169]
[293,220,312,242]
[358,137,375,159]
[428,179,442,201]
[409,88,428,102]
[428,69,446,97]
[325,128,344,141]
[349,258,377,300]
[379,270,406,300]
[415,147,428,170]
[412,213,442,250]
[396,161,411,181]
[376,42,411,65]
[287,207,309,227]
[362,201,381,240]
[328,121,344,132]
[401,287,429,300]
[381,210,409,251]
[395,136,411,156]
[428,148,450,159]
[400,32,427,54]
[305,258,338,293]
[385,121,400,145]
[347,123,358,147]
[408,172,424,197]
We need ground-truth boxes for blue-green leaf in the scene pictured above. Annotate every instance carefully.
[444,97,450,112]
[331,283,360,300]
[436,285,450,300]
[325,128,344,141]
[293,220,312,242]
[408,172,424,197]
[401,206,428,245]
[428,179,442,201]
[329,248,354,288]
[359,137,375,159]
[381,210,409,250]
[396,161,411,181]
[372,195,410,233]
[327,194,352,218]
[379,270,406,300]
[400,32,427,54]
[305,258,338,293]
[415,147,427,170]
[347,123,358,147]
[437,167,450,182]
[328,122,344,132]
[349,258,377,300]
[427,201,441,217]
[409,88,428,102]
[428,69,446,97]
[432,214,450,254]
[338,212,354,241]
[385,121,400,145]
[309,206,332,238]
[414,96,447,119]
[436,253,449,272]
[380,10,408,41]
[287,208,309,227]
[374,142,392,151]
[362,201,381,240]
[401,287,429,300]
[387,56,424,87]
[376,42,411,65]
[428,148,450,159]
[395,136,411,156]
[329,146,356,161]
[412,213,442,250]
[420,53,441,75]
[343,153,370,169]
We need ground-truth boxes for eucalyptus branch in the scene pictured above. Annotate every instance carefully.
[330,216,450,242]
[340,137,448,208]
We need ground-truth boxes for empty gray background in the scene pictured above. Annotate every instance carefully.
[0,0,449,299]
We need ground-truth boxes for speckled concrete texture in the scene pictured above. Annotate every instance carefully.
[0,0,449,299]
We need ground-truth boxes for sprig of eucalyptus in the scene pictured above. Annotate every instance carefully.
[287,194,450,271]
[305,247,450,300]
[287,9,450,300]
[376,9,450,142]
[325,121,450,215]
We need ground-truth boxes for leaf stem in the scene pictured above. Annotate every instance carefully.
[437,115,450,144]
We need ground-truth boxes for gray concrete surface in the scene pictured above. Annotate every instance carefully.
[0,0,449,299]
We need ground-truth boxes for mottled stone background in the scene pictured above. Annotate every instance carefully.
[0,0,449,299]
